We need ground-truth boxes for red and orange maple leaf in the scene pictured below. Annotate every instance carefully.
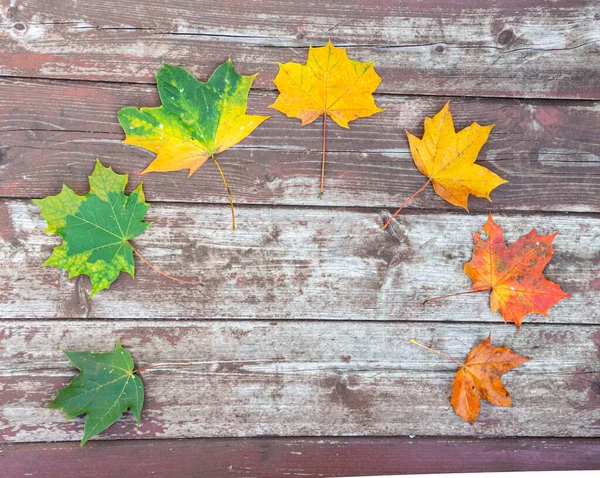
[464,213,571,326]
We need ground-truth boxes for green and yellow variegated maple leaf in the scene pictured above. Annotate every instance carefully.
[33,160,151,296]
[118,60,269,229]
[50,340,144,446]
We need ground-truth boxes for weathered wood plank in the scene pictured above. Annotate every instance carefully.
[1,321,598,442]
[2,437,600,477]
[0,202,597,321]
[7,0,600,45]
[1,1,599,98]
[1,79,599,212]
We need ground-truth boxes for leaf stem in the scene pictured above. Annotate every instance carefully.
[382,178,432,230]
[131,246,200,286]
[409,339,473,374]
[319,113,327,199]
[211,154,236,230]
[423,288,489,305]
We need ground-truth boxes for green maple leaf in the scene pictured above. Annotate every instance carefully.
[49,339,144,446]
[33,160,151,296]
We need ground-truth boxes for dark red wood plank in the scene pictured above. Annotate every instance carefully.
[1,79,599,212]
[1,437,599,477]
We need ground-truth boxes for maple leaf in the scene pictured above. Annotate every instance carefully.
[49,340,144,446]
[269,40,384,197]
[411,336,529,425]
[452,335,530,424]
[33,160,151,296]
[382,102,507,229]
[462,213,571,326]
[118,60,269,229]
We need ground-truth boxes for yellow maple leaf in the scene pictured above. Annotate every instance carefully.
[382,102,507,229]
[269,40,384,196]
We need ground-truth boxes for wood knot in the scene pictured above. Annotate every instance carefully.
[434,45,444,53]
[497,29,515,46]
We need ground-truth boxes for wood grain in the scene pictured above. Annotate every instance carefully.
[1,0,599,468]
[1,1,599,98]
[1,321,598,442]
[2,437,600,477]
[1,202,596,321]
[1,79,599,212]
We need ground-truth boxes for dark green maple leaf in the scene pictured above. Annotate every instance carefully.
[49,340,144,446]
[33,160,151,296]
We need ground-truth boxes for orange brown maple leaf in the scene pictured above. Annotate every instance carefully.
[463,213,571,326]
[452,335,530,424]
[269,40,384,197]
[411,336,529,424]
[382,102,507,230]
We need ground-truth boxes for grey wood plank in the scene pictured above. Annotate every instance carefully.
[1,1,599,98]
[1,201,595,322]
[1,321,598,442]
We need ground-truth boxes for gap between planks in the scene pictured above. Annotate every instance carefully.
[2,74,600,103]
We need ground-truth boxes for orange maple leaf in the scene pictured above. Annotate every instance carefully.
[464,213,571,326]
[382,102,507,229]
[269,40,384,197]
[451,335,530,424]
[411,336,529,424]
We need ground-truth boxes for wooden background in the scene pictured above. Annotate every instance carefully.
[1,0,599,476]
